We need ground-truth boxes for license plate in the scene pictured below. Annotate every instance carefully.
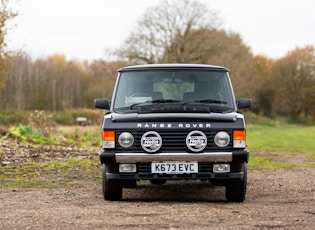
[151,162,198,174]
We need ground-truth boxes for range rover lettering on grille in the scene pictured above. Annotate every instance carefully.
[186,130,207,152]
[141,131,162,153]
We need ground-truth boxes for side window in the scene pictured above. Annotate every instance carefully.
[217,76,234,107]
[114,76,130,108]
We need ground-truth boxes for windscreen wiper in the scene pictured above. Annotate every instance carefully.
[150,99,181,103]
[114,102,149,111]
[116,100,182,111]
[193,99,228,104]
[129,99,181,109]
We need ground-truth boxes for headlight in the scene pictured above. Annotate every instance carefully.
[118,132,134,147]
[214,131,230,147]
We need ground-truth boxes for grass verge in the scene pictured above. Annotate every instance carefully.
[0,156,100,189]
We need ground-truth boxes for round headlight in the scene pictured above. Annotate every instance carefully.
[118,132,134,148]
[214,131,230,147]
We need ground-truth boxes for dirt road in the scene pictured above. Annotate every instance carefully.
[1,167,314,229]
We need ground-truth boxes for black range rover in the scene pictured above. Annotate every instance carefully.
[94,64,252,202]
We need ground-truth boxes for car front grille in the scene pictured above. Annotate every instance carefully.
[116,129,232,153]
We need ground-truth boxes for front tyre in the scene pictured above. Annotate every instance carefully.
[226,162,247,202]
[102,164,122,201]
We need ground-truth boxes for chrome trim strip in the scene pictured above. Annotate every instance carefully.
[115,152,232,163]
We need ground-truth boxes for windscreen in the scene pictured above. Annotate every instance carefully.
[113,70,235,113]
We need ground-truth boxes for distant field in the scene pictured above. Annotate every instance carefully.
[247,125,315,168]
[247,125,315,153]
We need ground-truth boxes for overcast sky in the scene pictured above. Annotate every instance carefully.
[6,0,315,62]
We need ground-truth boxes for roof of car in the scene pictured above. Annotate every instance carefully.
[119,64,228,72]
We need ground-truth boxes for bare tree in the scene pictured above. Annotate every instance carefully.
[0,0,17,90]
[116,0,221,64]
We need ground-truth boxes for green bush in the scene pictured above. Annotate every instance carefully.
[8,124,52,144]
[0,110,29,126]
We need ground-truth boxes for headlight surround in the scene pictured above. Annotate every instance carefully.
[214,131,230,147]
[118,132,134,148]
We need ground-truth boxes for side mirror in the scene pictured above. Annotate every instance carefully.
[94,98,111,110]
[237,98,252,109]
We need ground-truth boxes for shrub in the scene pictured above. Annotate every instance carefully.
[28,110,56,137]
[8,124,47,143]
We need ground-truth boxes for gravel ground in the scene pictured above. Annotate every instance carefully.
[0,140,314,229]
[1,168,314,229]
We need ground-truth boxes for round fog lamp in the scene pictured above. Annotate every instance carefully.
[214,131,230,147]
[118,132,134,148]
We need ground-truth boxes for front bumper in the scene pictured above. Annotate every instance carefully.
[99,149,249,164]
[116,152,232,162]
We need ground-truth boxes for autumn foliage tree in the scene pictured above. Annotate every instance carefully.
[83,60,127,106]
[0,54,125,110]
[2,54,88,110]
[204,29,254,98]
[271,46,315,118]
[250,55,275,115]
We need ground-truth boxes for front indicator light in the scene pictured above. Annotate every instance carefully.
[233,130,246,148]
[102,130,115,148]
